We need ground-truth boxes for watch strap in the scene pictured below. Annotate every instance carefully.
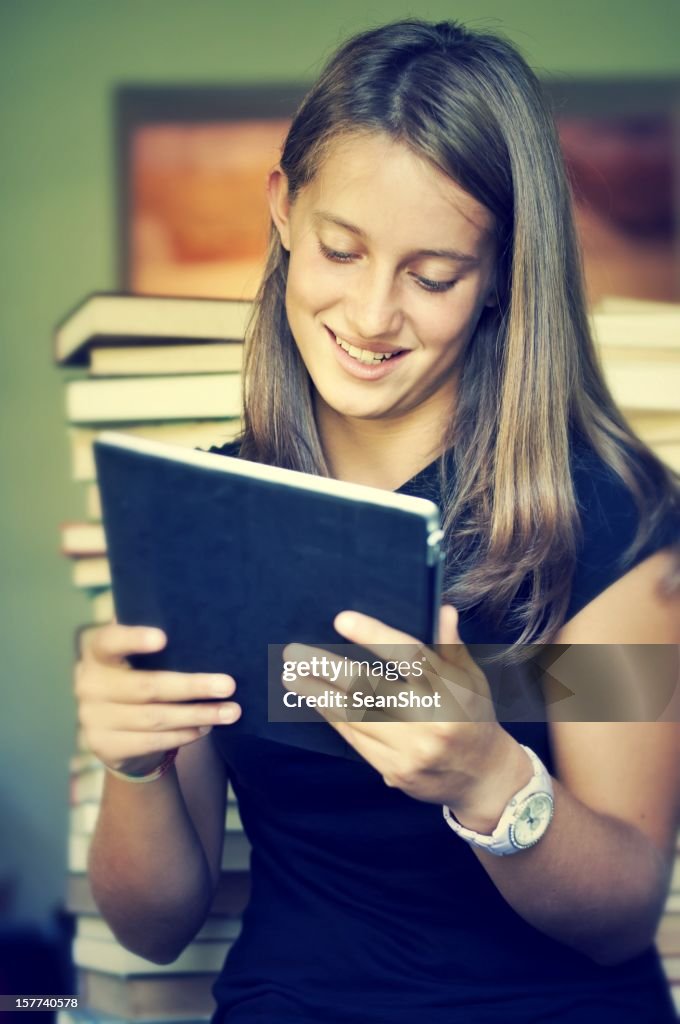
[442,744,554,856]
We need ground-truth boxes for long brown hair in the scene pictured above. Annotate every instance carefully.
[239,18,680,644]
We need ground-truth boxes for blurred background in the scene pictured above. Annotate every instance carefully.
[0,0,679,999]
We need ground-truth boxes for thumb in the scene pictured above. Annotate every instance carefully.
[438,604,462,645]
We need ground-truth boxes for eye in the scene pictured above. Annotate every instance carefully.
[318,240,357,263]
[411,273,458,294]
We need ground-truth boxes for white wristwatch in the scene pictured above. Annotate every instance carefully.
[442,745,554,856]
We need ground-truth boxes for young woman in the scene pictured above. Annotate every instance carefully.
[77,20,680,1023]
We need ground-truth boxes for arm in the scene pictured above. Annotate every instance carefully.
[89,732,229,964]
[284,550,680,966]
[451,549,680,966]
[77,624,240,964]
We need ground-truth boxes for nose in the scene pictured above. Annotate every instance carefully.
[344,263,403,340]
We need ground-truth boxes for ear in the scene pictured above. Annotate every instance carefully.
[267,166,292,252]
[484,286,498,309]
[483,263,499,309]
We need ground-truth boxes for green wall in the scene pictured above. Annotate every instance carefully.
[1,0,679,926]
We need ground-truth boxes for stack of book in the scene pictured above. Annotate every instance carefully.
[56,294,250,1023]
[574,299,680,1014]
[657,838,680,1015]
[65,751,250,1024]
[55,292,680,1021]
[58,294,249,617]
[591,297,680,474]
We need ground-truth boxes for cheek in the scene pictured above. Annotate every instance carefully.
[287,248,342,314]
[414,284,489,351]
[412,306,469,354]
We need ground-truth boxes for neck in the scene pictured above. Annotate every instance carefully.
[316,394,453,491]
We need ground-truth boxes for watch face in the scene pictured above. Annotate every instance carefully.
[510,793,554,849]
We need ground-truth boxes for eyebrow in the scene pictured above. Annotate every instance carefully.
[313,211,481,265]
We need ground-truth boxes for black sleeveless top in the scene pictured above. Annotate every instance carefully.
[208,440,679,1023]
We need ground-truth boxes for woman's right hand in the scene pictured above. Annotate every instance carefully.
[74,623,241,777]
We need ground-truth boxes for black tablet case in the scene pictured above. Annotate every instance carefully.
[94,434,443,760]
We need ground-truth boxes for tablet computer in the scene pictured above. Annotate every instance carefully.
[93,431,444,759]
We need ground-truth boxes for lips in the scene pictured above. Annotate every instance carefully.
[326,326,405,359]
[324,324,410,380]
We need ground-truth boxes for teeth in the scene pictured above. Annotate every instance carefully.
[334,335,396,364]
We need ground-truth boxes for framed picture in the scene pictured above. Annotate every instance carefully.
[117,79,680,305]
[116,85,306,300]
[544,78,680,305]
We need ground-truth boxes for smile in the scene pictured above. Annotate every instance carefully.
[333,335,400,365]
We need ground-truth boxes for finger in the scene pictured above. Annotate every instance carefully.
[283,643,350,691]
[89,698,242,733]
[82,668,236,705]
[284,644,437,713]
[431,605,491,678]
[282,669,406,742]
[437,604,462,645]
[85,623,167,666]
[280,667,399,766]
[417,646,497,722]
[292,610,483,724]
[333,611,428,665]
[98,726,218,761]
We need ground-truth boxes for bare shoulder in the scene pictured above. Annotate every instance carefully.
[546,549,680,860]
[557,548,680,645]
[175,731,229,888]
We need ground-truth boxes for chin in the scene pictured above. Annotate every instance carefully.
[311,382,390,421]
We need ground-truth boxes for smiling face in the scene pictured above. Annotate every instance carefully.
[268,132,498,450]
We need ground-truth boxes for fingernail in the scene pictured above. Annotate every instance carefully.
[335,612,355,632]
[210,676,234,697]
[198,726,212,736]
[218,704,238,722]
[145,629,166,646]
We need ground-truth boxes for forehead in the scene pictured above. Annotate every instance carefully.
[298,132,495,251]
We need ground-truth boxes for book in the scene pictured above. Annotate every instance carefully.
[90,590,114,623]
[94,432,444,761]
[70,760,107,804]
[70,751,104,773]
[85,484,102,521]
[599,347,680,366]
[601,363,680,412]
[60,1010,210,1024]
[72,557,111,590]
[671,858,680,892]
[74,969,217,1020]
[72,935,231,975]
[657,913,680,955]
[76,914,241,944]
[69,422,240,482]
[54,293,251,366]
[61,523,107,557]
[226,801,243,833]
[660,954,680,981]
[70,803,101,834]
[66,871,251,918]
[653,443,680,473]
[594,297,680,315]
[625,412,680,445]
[89,341,245,377]
[591,312,680,353]
[65,375,242,425]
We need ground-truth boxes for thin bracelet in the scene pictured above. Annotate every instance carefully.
[106,749,178,784]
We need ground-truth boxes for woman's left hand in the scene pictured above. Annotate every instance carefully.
[282,605,522,816]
